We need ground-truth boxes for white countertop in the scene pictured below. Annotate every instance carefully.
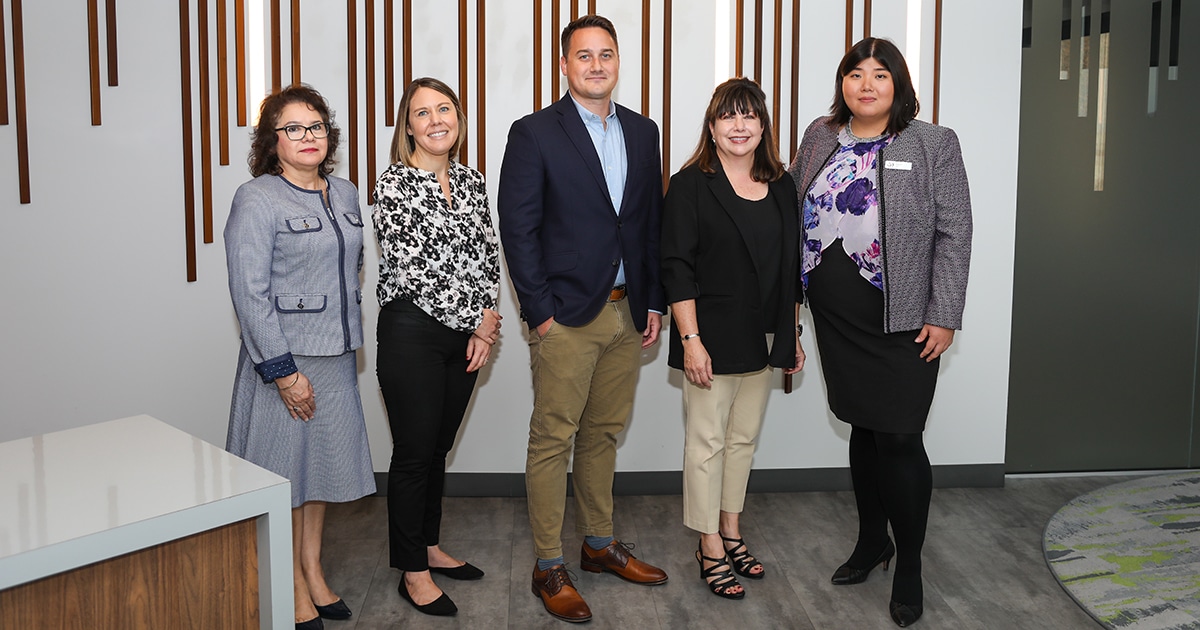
[0,414,290,593]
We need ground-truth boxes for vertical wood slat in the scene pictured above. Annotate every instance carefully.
[88,0,102,125]
[291,0,300,84]
[235,0,246,125]
[106,0,118,86]
[845,0,853,50]
[754,0,763,81]
[641,0,650,116]
[662,0,672,191]
[551,0,559,98]
[366,0,376,201]
[217,0,230,164]
[270,0,281,91]
[0,0,8,125]
[772,0,781,153]
[477,0,486,175]
[588,0,596,15]
[736,0,744,76]
[384,0,393,126]
[789,0,800,159]
[459,0,468,165]
[933,0,942,124]
[402,0,411,87]
[178,0,197,280]
[347,0,358,186]
[13,0,29,203]
[533,0,541,111]
[199,0,214,243]
[863,0,871,38]
[571,0,579,20]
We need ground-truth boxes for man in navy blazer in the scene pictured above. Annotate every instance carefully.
[498,14,668,623]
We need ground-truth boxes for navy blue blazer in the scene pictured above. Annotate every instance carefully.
[497,94,665,332]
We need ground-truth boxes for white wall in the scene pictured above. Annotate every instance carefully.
[0,1,1018,474]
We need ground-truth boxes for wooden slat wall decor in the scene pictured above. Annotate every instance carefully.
[106,0,118,86]
[403,0,412,87]
[217,0,230,164]
[477,0,486,174]
[366,0,377,201]
[789,0,800,159]
[571,0,579,20]
[88,0,102,125]
[772,0,781,151]
[588,0,596,15]
[863,0,871,38]
[845,0,853,50]
[270,0,281,91]
[533,0,541,111]
[178,0,197,281]
[459,0,469,165]
[551,0,560,98]
[199,0,214,243]
[736,0,744,76]
[291,0,301,84]
[0,0,8,125]
[933,0,942,124]
[384,0,394,126]
[347,0,359,187]
[641,0,650,116]
[662,0,672,191]
[12,0,28,204]
[235,0,247,126]
[754,0,763,81]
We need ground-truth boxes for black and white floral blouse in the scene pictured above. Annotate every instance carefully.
[372,160,500,332]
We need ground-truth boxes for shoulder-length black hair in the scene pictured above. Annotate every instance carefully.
[829,37,919,135]
[248,84,341,177]
[682,77,784,183]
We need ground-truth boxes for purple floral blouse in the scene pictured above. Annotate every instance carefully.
[801,125,893,290]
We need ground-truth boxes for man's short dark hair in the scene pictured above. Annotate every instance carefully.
[560,14,619,57]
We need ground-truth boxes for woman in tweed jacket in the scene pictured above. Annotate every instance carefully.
[788,38,971,627]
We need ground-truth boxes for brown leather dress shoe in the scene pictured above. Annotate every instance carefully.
[531,563,592,623]
[580,540,669,585]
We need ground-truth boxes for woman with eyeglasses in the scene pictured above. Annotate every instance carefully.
[224,84,375,630]
[372,77,500,617]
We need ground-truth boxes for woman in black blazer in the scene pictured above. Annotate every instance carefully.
[662,77,805,600]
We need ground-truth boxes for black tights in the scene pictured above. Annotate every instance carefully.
[847,426,931,606]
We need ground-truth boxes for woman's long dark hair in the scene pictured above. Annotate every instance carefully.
[829,37,919,135]
[683,77,784,183]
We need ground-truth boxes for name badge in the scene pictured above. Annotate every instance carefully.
[884,160,912,171]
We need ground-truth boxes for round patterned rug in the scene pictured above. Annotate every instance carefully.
[1044,471,1200,629]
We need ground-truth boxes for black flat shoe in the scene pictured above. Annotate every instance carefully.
[314,598,352,620]
[398,577,458,616]
[296,616,324,630]
[430,562,485,580]
[831,539,895,585]
[889,599,923,627]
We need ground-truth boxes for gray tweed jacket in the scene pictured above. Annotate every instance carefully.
[788,116,972,332]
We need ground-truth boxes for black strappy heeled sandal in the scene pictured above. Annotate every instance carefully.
[696,540,745,600]
[721,535,765,579]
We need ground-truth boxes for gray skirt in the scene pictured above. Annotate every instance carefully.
[227,345,376,508]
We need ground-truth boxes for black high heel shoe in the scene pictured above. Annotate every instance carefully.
[398,574,458,616]
[314,598,352,620]
[696,540,745,600]
[889,599,923,627]
[720,535,765,579]
[830,539,895,585]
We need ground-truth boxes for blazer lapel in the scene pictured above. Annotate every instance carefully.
[617,105,640,215]
[554,94,613,210]
[708,164,765,279]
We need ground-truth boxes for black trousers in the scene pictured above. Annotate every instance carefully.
[377,299,479,571]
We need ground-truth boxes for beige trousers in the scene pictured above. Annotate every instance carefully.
[525,299,642,560]
[682,366,772,533]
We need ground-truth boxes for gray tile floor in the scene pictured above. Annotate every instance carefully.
[320,475,1122,629]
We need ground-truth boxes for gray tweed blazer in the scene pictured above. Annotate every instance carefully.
[788,116,972,333]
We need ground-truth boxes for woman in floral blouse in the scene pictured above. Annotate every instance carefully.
[373,77,501,617]
[789,38,972,627]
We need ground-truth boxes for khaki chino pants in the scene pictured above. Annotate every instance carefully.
[525,298,642,560]
[682,366,772,534]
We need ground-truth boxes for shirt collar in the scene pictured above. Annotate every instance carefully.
[568,92,617,123]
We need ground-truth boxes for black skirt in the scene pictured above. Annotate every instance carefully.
[806,241,938,433]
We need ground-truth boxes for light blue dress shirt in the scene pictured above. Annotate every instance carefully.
[570,93,628,286]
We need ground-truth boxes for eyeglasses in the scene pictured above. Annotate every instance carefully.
[274,122,330,141]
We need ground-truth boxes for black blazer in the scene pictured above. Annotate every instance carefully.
[497,94,666,331]
[661,163,800,374]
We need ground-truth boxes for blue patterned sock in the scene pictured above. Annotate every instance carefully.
[537,556,565,571]
[585,535,613,550]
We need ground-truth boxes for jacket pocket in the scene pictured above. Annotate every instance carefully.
[275,294,328,313]
[343,212,364,227]
[286,216,323,232]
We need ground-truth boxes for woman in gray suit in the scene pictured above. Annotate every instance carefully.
[662,77,805,600]
[789,38,972,627]
[224,84,375,630]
